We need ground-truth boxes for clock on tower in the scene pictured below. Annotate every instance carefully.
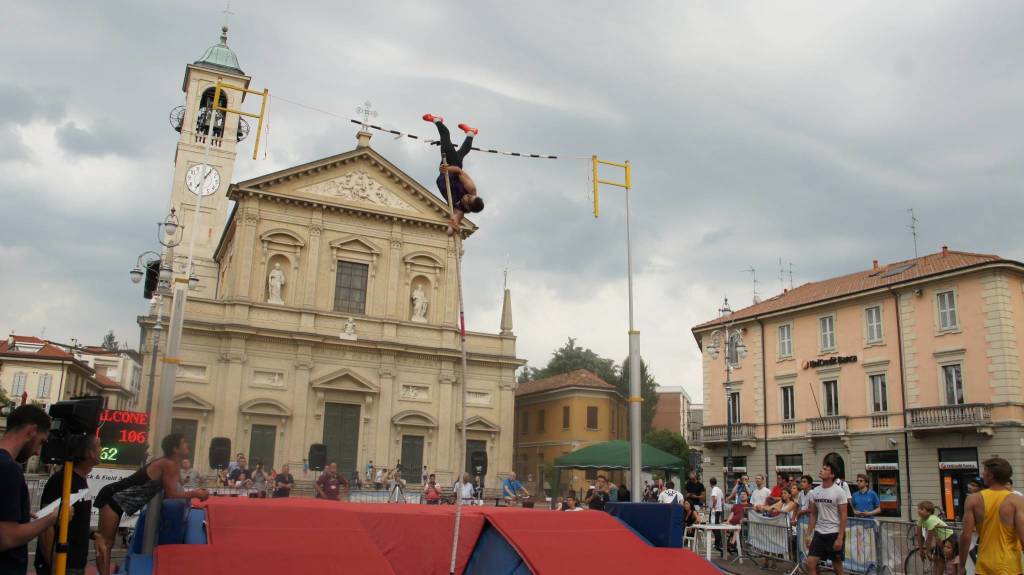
[165,26,252,297]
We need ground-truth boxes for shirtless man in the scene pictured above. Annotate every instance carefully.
[423,114,485,234]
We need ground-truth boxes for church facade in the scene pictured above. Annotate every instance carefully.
[139,29,523,487]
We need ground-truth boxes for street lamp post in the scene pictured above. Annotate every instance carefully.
[704,298,747,490]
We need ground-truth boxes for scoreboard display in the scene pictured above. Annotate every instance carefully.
[96,409,149,468]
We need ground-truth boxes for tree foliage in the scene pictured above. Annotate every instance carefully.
[101,330,119,351]
[643,428,690,479]
[518,338,618,384]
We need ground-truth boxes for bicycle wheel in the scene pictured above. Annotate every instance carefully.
[903,548,932,575]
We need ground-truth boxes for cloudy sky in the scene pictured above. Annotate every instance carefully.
[3,2,1023,402]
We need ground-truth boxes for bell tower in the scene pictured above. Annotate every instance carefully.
[167,26,251,297]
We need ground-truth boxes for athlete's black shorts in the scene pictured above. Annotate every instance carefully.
[809,531,844,563]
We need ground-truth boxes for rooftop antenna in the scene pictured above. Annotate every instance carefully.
[778,257,785,293]
[907,208,920,258]
[742,266,760,304]
[788,262,795,290]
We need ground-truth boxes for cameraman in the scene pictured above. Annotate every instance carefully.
[0,405,57,575]
[35,435,100,575]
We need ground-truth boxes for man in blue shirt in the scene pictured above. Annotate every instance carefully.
[850,473,881,518]
[502,471,530,503]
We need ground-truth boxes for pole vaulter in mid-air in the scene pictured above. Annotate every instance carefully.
[423,114,486,235]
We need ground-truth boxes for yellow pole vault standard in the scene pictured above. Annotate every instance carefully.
[592,156,642,502]
[441,163,473,575]
[212,82,270,160]
[591,156,631,217]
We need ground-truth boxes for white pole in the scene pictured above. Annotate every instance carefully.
[441,165,471,575]
[625,175,642,502]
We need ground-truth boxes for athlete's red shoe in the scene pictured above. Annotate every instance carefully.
[422,113,444,123]
[458,123,479,136]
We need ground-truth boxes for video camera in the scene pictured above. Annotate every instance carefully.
[40,396,104,464]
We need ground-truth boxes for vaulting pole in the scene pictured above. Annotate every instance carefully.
[441,163,472,575]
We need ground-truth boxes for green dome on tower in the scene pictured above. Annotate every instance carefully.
[194,26,243,75]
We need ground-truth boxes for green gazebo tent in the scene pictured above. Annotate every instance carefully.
[554,440,684,472]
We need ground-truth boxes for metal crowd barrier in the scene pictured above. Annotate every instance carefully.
[746,510,798,568]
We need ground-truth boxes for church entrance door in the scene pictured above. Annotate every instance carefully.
[249,424,276,471]
[400,435,424,484]
[323,403,360,478]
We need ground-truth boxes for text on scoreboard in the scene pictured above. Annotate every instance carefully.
[96,409,149,467]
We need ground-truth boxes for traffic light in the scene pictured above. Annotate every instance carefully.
[142,259,160,299]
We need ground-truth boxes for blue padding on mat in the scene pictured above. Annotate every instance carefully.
[184,507,207,544]
[605,502,683,548]
[124,553,153,575]
[129,500,192,554]
[465,523,533,575]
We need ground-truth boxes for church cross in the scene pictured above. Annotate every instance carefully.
[221,2,236,27]
[356,101,378,128]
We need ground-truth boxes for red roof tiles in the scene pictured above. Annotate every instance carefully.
[515,369,619,397]
[693,249,1010,331]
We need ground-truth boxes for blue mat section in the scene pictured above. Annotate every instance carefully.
[184,508,207,544]
[124,553,153,575]
[465,523,533,575]
[605,502,683,548]
[129,499,192,553]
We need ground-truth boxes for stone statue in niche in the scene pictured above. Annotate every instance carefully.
[340,317,358,341]
[410,284,429,323]
[267,262,286,304]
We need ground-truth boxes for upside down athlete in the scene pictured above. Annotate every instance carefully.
[423,114,485,235]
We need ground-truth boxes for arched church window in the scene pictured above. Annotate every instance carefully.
[196,87,228,138]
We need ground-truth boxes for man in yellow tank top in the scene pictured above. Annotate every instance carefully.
[959,457,1024,575]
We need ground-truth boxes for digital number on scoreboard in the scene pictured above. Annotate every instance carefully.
[96,409,149,468]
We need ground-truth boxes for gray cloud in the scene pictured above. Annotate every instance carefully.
[2,1,1024,400]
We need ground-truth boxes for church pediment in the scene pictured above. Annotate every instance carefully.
[392,410,438,428]
[310,367,379,394]
[231,147,473,231]
[173,392,214,412]
[240,398,291,418]
[455,416,501,433]
[296,169,418,213]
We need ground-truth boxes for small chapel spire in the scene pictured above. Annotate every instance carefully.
[500,260,513,335]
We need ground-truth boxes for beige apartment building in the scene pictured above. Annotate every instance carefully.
[137,29,523,487]
[0,335,106,411]
[692,248,1024,521]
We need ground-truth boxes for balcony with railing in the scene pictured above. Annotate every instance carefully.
[906,404,993,434]
[696,423,758,445]
[808,416,848,437]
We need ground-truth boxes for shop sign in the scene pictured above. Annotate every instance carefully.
[803,355,858,370]
[938,461,978,470]
[775,465,803,473]
[865,463,899,471]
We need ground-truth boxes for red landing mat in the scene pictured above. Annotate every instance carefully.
[158,498,485,575]
[482,507,721,575]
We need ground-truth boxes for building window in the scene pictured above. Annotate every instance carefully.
[823,380,839,416]
[519,410,529,435]
[38,374,52,399]
[937,290,958,331]
[586,406,598,430]
[11,372,27,397]
[562,406,570,429]
[728,391,741,424]
[778,324,793,358]
[819,315,836,351]
[781,386,795,421]
[724,455,747,484]
[870,374,888,412]
[333,261,369,314]
[537,409,545,433]
[865,306,883,343]
[727,333,742,366]
[776,454,803,475]
[865,450,901,518]
[942,364,965,405]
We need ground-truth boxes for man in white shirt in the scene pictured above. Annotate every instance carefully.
[805,463,849,575]
[709,477,726,550]
[750,474,772,511]
[796,474,815,523]
[454,472,476,504]
[657,481,683,505]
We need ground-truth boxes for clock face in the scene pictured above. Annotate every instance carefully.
[185,164,221,197]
